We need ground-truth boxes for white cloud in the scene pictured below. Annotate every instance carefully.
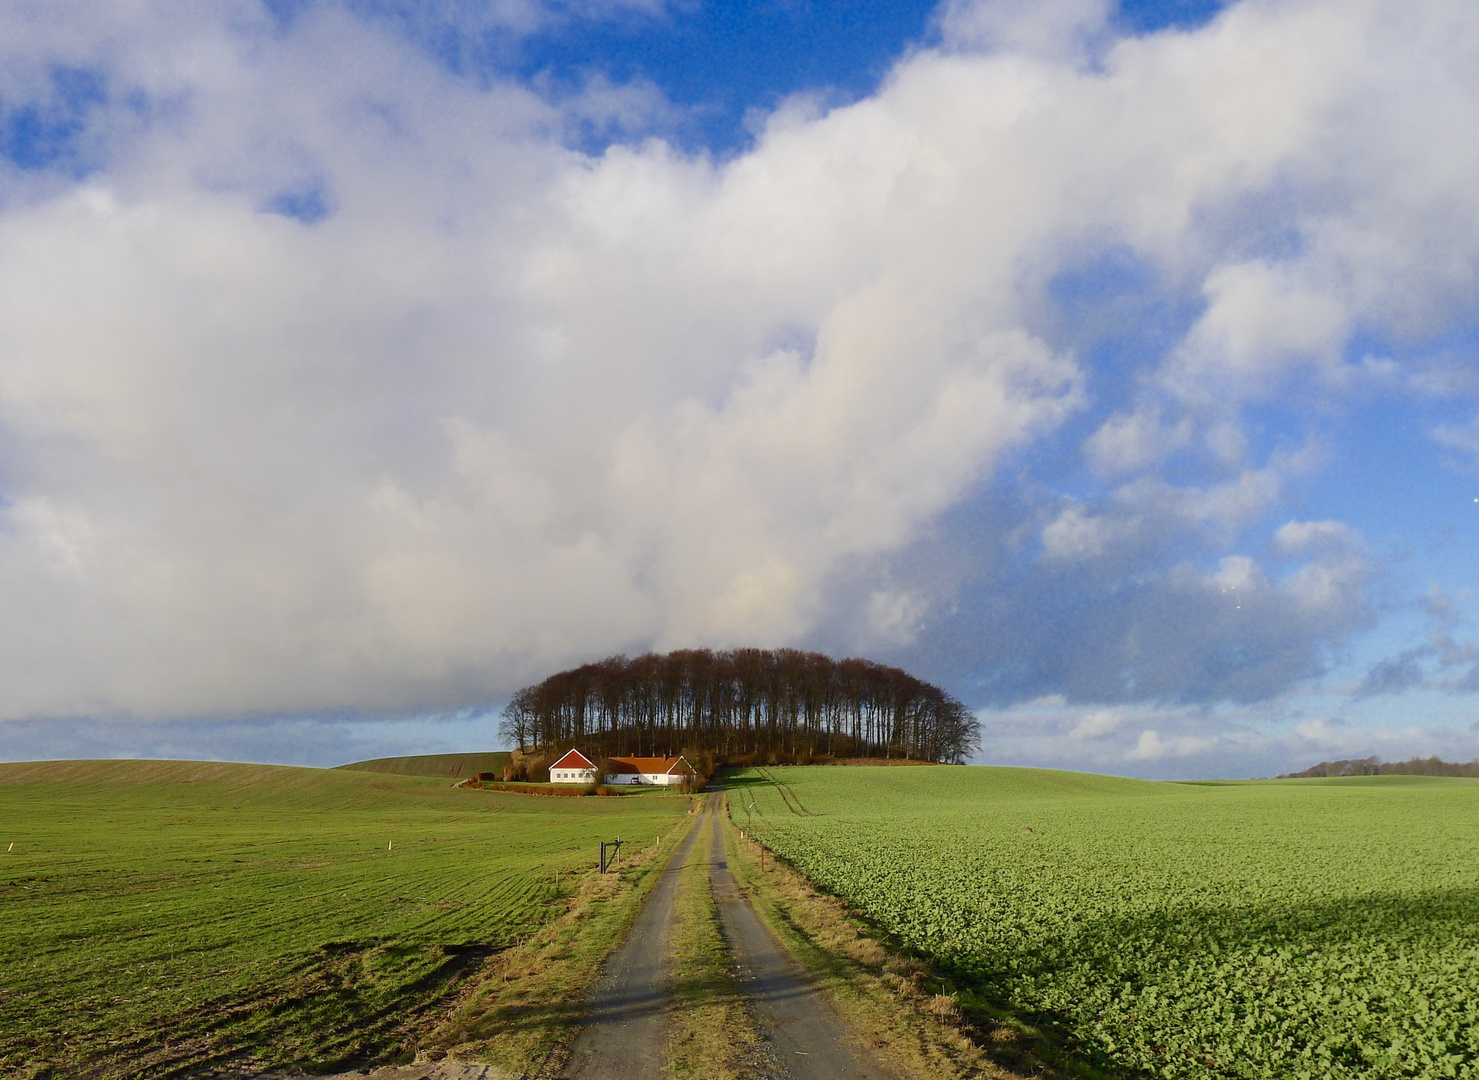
[1042,464,1300,565]
[938,0,1113,60]
[1126,728,1216,760]
[1171,260,1351,395]
[0,0,1475,728]
[1274,519,1351,554]
[1156,467,1285,532]
[0,2,1092,721]
[1084,407,1192,478]
[975,698,1479,779]
[1040,504,1141,561]
[864,589,931,646]
[1433,414,1479,466]
[1068,709,1120,740]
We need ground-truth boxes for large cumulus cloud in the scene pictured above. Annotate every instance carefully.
[0,0,1475,738]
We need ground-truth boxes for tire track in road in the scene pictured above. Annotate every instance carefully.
[707,795,896,1080]
[557,811,704,1080]
[562,795,895,1080]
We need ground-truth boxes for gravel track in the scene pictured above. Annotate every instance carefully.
[557,810,706,1079]
[707,796,895,1080]
[564,793,894,1079]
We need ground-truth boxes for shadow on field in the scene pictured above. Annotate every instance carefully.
[19,939,506,1080]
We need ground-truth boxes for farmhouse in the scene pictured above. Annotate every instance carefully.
[603,756,696,787]
[546,750,697,786]
[548,749,597,784]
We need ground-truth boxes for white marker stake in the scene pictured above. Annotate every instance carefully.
[6,842,11,852]
[388,841,393,851]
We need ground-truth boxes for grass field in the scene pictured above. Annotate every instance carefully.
[729,766,1479,1079]
[0,759,690,1079]
[335,751,512,779]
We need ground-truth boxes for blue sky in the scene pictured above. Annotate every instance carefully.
[0,0,1476,777]
[319,0,1228,154]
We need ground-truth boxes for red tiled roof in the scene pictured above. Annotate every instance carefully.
[606,756,695,775]
[550,749,595,770]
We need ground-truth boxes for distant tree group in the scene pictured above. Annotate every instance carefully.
[499,648,979,764]
[1279,755,1479,778]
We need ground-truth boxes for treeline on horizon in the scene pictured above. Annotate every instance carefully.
[499,648,980,764]
[1279,755,1479,779]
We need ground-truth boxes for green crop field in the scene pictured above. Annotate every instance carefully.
[729,765,1479,1080]
[0,759,690,1079]
[336,751,512,779]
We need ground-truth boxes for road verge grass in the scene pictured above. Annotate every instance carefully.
[419,803,702,1076]
[720,796,1042,1080]
[661,809,763,1080]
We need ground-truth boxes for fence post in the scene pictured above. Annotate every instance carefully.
[599,839,625,873]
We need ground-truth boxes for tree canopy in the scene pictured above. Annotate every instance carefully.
[499,648,979,764]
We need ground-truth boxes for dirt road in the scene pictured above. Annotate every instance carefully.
[562,796,894,1080]
[556,812,706,1079]
[707,800,894,1080]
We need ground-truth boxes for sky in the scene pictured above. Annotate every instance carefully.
[0,0,1477,778]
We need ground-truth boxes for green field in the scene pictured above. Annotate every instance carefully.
[730,766,1479,1079]
[336,751,512,779]
[0,759,690,1078]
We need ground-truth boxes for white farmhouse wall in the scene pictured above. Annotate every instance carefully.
[602,771,686,786]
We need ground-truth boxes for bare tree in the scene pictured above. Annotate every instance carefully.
[507,649,979,764]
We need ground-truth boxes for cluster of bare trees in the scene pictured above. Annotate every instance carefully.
[499,648,979,764]
[1280,755,1479,778]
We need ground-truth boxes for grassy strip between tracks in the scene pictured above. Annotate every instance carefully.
[720,794,1039,1080]
[661,808,762,1080]
[0,760,695,1079]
